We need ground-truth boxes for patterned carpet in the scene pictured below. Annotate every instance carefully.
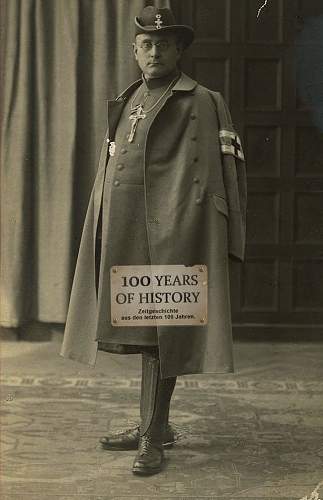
[1,368,323,500]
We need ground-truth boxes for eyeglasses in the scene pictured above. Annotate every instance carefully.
[136,40,173,52]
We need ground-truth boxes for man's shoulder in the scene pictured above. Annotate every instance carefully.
[172,73,223,101]
[194,84,232,124]
[194,82,224,103]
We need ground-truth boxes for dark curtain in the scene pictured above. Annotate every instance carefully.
[1,0,170,327]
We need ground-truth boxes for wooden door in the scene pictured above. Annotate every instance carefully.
[172,0,323,339]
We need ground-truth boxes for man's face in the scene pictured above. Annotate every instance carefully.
[133,33,183,79]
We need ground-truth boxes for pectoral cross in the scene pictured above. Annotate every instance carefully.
[128,105,146,143]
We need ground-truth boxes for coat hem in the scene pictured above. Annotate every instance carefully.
[59,351,96,368]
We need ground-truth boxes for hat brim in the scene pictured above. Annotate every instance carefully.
[134,18,194,48]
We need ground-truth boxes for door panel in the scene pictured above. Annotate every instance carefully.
[172,0,323,337]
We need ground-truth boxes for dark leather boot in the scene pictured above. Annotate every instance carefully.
[132,433,164,475]
[132,352,176,475]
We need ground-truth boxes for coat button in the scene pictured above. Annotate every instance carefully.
[194,157,199,163]
[191,136,197,141]
[120,147,127,154]
[117,164,124,170]
[114,180,120,187]
[193,177,200,183]
[190,113,197,120]
[195,198,202,205]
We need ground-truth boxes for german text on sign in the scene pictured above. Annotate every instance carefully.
[110,265,208,326]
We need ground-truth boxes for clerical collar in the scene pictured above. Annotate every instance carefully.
[142,70,181,90]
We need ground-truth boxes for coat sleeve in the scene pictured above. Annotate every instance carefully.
[212,92,247,262]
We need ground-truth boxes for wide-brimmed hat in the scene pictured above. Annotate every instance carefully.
[134,6,194,48]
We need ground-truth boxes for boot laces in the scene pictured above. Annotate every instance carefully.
[139,434,153,455]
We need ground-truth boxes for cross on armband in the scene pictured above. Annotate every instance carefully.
[219,129,245,161]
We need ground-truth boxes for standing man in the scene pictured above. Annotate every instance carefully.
[61,6,246,476]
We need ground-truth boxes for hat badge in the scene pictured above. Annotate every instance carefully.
[155,13,163,29]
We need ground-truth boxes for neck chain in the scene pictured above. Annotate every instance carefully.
[130,75,178,114]
[127,75,178,143]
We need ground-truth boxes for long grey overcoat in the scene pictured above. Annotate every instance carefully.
[61,73,247,378]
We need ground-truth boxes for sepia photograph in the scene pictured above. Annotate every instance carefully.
[1,1,323,499]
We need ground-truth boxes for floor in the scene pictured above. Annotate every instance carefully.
[1,333,323,500]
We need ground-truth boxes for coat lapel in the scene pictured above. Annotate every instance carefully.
[106,100,125,141]
[107,79,142,140]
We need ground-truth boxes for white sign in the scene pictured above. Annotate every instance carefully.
[110,265,208,326]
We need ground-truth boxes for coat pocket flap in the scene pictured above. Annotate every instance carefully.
[211,194,229,217]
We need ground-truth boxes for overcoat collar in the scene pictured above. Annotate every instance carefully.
[107,72,197,139]
[115,72,197,100]
[171,72,197,93]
